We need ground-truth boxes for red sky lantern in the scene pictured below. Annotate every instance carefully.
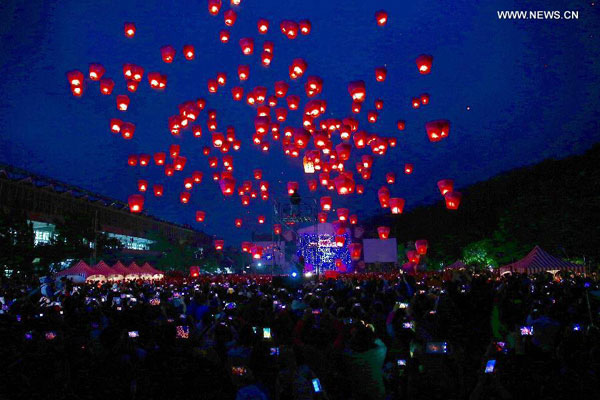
[196,211,205,222]
[386,172,396,184]
[319,172,330,186]
[258,18,269,34]
[183,44,195,60]
[179,192,190,204]
[207,79,218,93]
[351,100,361,114]
[110,118,122,133]
[235,218,242,228]
[127,155,138,166]
[349,214,358,225]
[299,19,311,35]
[174,156,187,171]
[444,191,462,210]
[378,186,390,208]
[208,0,222,15]
[139,154,150,166]
[253,169,262,180]
[219,177,236,196]
[214,239,224,251]
[66,70,83,88]
[239,37,254,55]
[280,20,299,39]
[437,179,454,195]
[318,212,327,223]
[374,99,384,110]
[274,81,289,97]
[116,95,130,111]
[126,80,139,92]
[128,194,144,213]
[308,179,318,192]
[305,75,323,97]
[412,97,421,109]
[241,195,250,206]
[153,152,166,166]
[275,108,287,122]
[289,58,307,79]
[337,208,349,221]
[287,181,299,195]
[407,250,420,264]
[348,80,366,102]
[334,174,355,195]
[251,245,263,259]
[415,240,428,255]
[120,122,135,139]
[336,143,352,161]
[320,196,332,211]
[184,177,194,190]
[219,30,230,43]
[261,51,273,66]
[416,54,433,74]
[375,10,388,26]
[354,131,368,149]
[224,9,237,26]
[169,144,180,158]
[377,226,390,240]
[425,120,450,142]
[165,165,174,176]
[420,93,430,105]
[88,63,105,81]
[259,180,269,192]
[274,224,282,235]
[257,215,265,224]
[404,163,414,174]
[216,72,227,86]
[153,184,163,197]
[212,132,225,148]
[161,45,176,63]
[367,110,378,123]
[375,66,387,82]
[208,157,218,168]
[190,266,199,278]
[241,242,251,252]
[335,235,345,247]
[356,184,364,195]
[99,77,114,95]
[286,95,300,110]
[397,120,406,131]
[390,198,405,214]
[124,22,136,38]
[349,243,362,260]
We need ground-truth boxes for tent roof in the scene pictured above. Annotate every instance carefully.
[90,260,116,276]
[446,260,466,270]
[56,260,94,278]
[499,246,583,274]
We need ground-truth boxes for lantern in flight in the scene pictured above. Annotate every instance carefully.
[219,177,236,196]
[404,164,414,174]
[219,30,230,43]
[180,192,190,204]
[251,245,263,259]
[437,179,454,195]
[116,95,130,111]
[415,240,428,255]
[289,58,307,79]
[124,22,136,38]
[196,211,205,222]
[153,184,163,197]
[120,122,135,139]
[375,67,387,82]
[139,154,150,166]
[299,19,311,35]
[407,250,420,264]
[161,45,176,63]
[258,215,265,224]
[416,54,433,74]
[280,20,299,39]
[239,38,254,55]
[258,18,269,34]
[153,152,166,166]
[337,208,349,221]
[100,78,114,95]
[348,80,366,102]
[275,81,289,97]
[389,198,405,214]
[349,243,362,261]
[378,186,390,208]
[349,214,358,225]
[183,45,195,60]
[127,155,138,166]
[397,120,406,131]
[318,212,327,223]
[377,226,390,240]
[224,9,237,26]
[375,10,388,26]
[320,196,332,211]
[420,93,430,105]
[425,120,450,142]
[88,63,105,81]
[444,191,462,210]
[234,218,242,228]
[287,181,299,195]
[208,0,222,15]
[386,172,395,184]
[214,239,224,251]
[128,194,144,213]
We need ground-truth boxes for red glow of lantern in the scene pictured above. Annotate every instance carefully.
[318,212,327,223]
[139,154,150,166]
[375,10,388,26]
[349,214,358,225]
[377,226,390,239]
[216,72,227,86]
[219,30,230,43]
[299,19,311,35]
[367,110,378,123]
[273,224,282,235]
[416,54,433,74]
[182,44,195,60]
[128,194,144,213]
[280,20,299,39]
[375,66,387,82]
[426,120,450,142]
[390,198,405,214]
[420,93,430,105]
[127,155,138,166]
[407,250,420,264]
[349,243,362,260]
[154,152,166,165]
[444,191,462,210]
[160,45,176,63]
[179,191,190,204]
[234,218,242,228]
[196,211,206,222]
[337,208,349,221]
[287,181,299,196]
[239,37,254,55]
[415,240,428,255]
[251,245,263,259]
[308,179,318,192]
[124,22,136,38]
[110,118,122,134]
[257,18,269,33]
[386,172,395,184]
[261,51,273,67]
[219,177,236,196]
[320,196,332,211]
[335,235,345,247]
[183,177,194,190]
[348,80,366,102]
[208,0,222,15]
[258,215,265,224]
[99,78,114,95]
[120,122,135,139]
[214,239,224,251]
[274,81,289,97]
[404,164,413,174]
[116,95,130,111]
[224,9,237,26]
[174,156,187,171]
[289,58,307,79]
[378,186,390,208]
[153,184,163,197]
[88,63,105,81]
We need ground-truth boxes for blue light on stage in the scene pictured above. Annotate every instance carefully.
[291,271,298,278]
[296,232,351,273]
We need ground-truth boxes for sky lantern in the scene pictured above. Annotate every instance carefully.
[377,226,390,240]
[153,184,163,197]
[184,177,194,190]
[241,242,251,252]
[299,19,311,35]
[174,156,187,171]
[169,144,180,158]
[426,120,450,142]
[356,184,364,194]
[308,179,318,191]
[318,212,327,223]
[147,72,165,89]
[241,195,250,206]
[235,218,242,228]
[334,174,355,195]
[349,243,362,260]
[416,54,433,74]
[349,214,358,225]
[390,197,405,214]
[69,84,83,98]
[196,211,206,222]
[378,186,390,208]
[139,154,151,166]
[289,59,307,80]
[354,131,368,149]
[212,132,225,148]
[335,235,345,247]
[208,0,222,15]
[261,51,273,67]
[280,20,299,39]
[274,81,289,97]
[415,240,428,255]
[351,100,361,114]
[239,38,254,55]
[437,179,454,195]
[251,245,263,259]
[320,196,332,211]
[259,180,269,192]
[127,155,138,166]
[161,45,176,63]
[214,239,224,251]
[99,77,114,95]
[337,208,349,221]
[287,95,300,110]
[404,163,414,174]
[219,177,236,196]
[263,41,274,53]
[208,157,218,168]
[128,194,144,213]
[420,93,430,105]
[386,172,396,184]
[124,22,136,37]
[224,9,237,26]
[165,165,174,176]
[261,191,269,200]
[110,118,122,134]
[397,120,406,131]
[191,124,203,137]
[126,80,139,92]
[287,181,299,195]
[367,110,378,123]
[67,70,84,87]
[88,63,105,81]
[231,0,241,6]
[116,95,130,111]
[335,143,352,161]
[275,108,288,122]
[258,18,269,33]
[216,72,227,86]
[374,99,384,110]
[192,171,203,184]
[273,224,282,235]
[375,10,388,26]
[153,152,166,166]
[362,155,373,169]
[207,79,218,93]
[120,122,135,139]
[444,191,462,210]
[412,97,421,109]
[305,76,323,97]
[375,66,387,82]
[219,29,230,43]
[348,80,366,102]
[253,169,262,180]
[180,192,190,204]
[407,250,420,264]
[257,215,265,224]
[319,172,330,186]
[361,169,372,180]
[183,45,195,60]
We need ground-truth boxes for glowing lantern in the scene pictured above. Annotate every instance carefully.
[377,226,390,240]
[425,120,450,142]
[272,224,282,235]
[320,196,332,211]
[389,198,405,214]
[437,179,454,196]
[349,214,358,225]
[411,97,421,109]
[219,29,230,43]
[378,186,390,208]
[126,80,139,92]
[208,0,222,15]
[153,184,163,197]
[164,165,174,177]
[367,110,378,123]
[416,54,433,74]
[337,208,349,221]
[189,266,200,278]
[169,144,180,158]
[374,99,384,110]
[184,177,194,190]
[420,93,430,105]
[348,80,366,102]
[397,120,406,131]
[375,66,387,82]
[224,9,237,26]
[139,154,150,166]
[214,239,224,251]
[258,18,269,33]
[261,51,273,67]
[212,132,225,148]
[99,77,114,95]
[251,245,263,259]
[239,38,254,55]
[335,235,345,247]
[219,177,236,196]
[128,194,144,213]
[305,179,316,192]
[148,72,166,89]
[216,72,227,86]
[356,184,364,194]
[305,75,323,97]
[251,169,262,180]
[280,20,299,39]
[299,19,311,35]
[124,22,136,38]
[234,218,242,228]
[257,215,265,224]
[348,243,362,260]
[289,58,307,79]
[362,155,374,169]
[415,240,428,255]
[67,70,83,87]
[386,172,396,184]
[110,118,122,134]
[183,44,195,60]
[161,45,176,63]
[287,181,299,195]
[375,10,388,26]
[120,122,135,139]
[174,156,187,171]
[207,79,218,93]
[88,63,105,81]
[336,143,352,161]
[116,95,130,111]
[195,211,206,222]
[403,164,413,174]
[286,95,300,110]
[353,131,367,149]
[274,81,289,97]
[444,191,462,210]
[334,174,355,195]
[180,192,190,204]
[407,250,420,264]
[318,212,327,223]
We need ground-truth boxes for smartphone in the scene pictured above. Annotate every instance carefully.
[45,331,57,341]
[270,347,279,356]
[25,332,33,340]
[425,342,448,354]
[520,326,533,336]
[312,309,321,315]
[225,302,236,310]
[116,306,122,311]
[176,325,189,339]
[252,326,257,334]
[312,378,322,393]
[149,298,160,306]
[403,322,414,329]
[485,359,496,373]
[263,327,272,339]
[572,324,581,332]
[397,359,407,367]
[231,366,247,376]
[128,331,139,338]
[397,302,408,309]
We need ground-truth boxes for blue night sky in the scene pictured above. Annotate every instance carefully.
[1,1,599,244]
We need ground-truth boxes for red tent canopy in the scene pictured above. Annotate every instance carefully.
[141,262,162,275]
[91,260,117,277]
[499,246,584,275]
[112,261,131,276]
[128,261,146,274]
[55,260,94,279]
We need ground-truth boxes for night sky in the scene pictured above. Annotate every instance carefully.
[1,1,599,244]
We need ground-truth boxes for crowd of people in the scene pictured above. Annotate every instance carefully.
[0,269,598,400]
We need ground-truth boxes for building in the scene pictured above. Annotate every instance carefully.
[0,163,211,260]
